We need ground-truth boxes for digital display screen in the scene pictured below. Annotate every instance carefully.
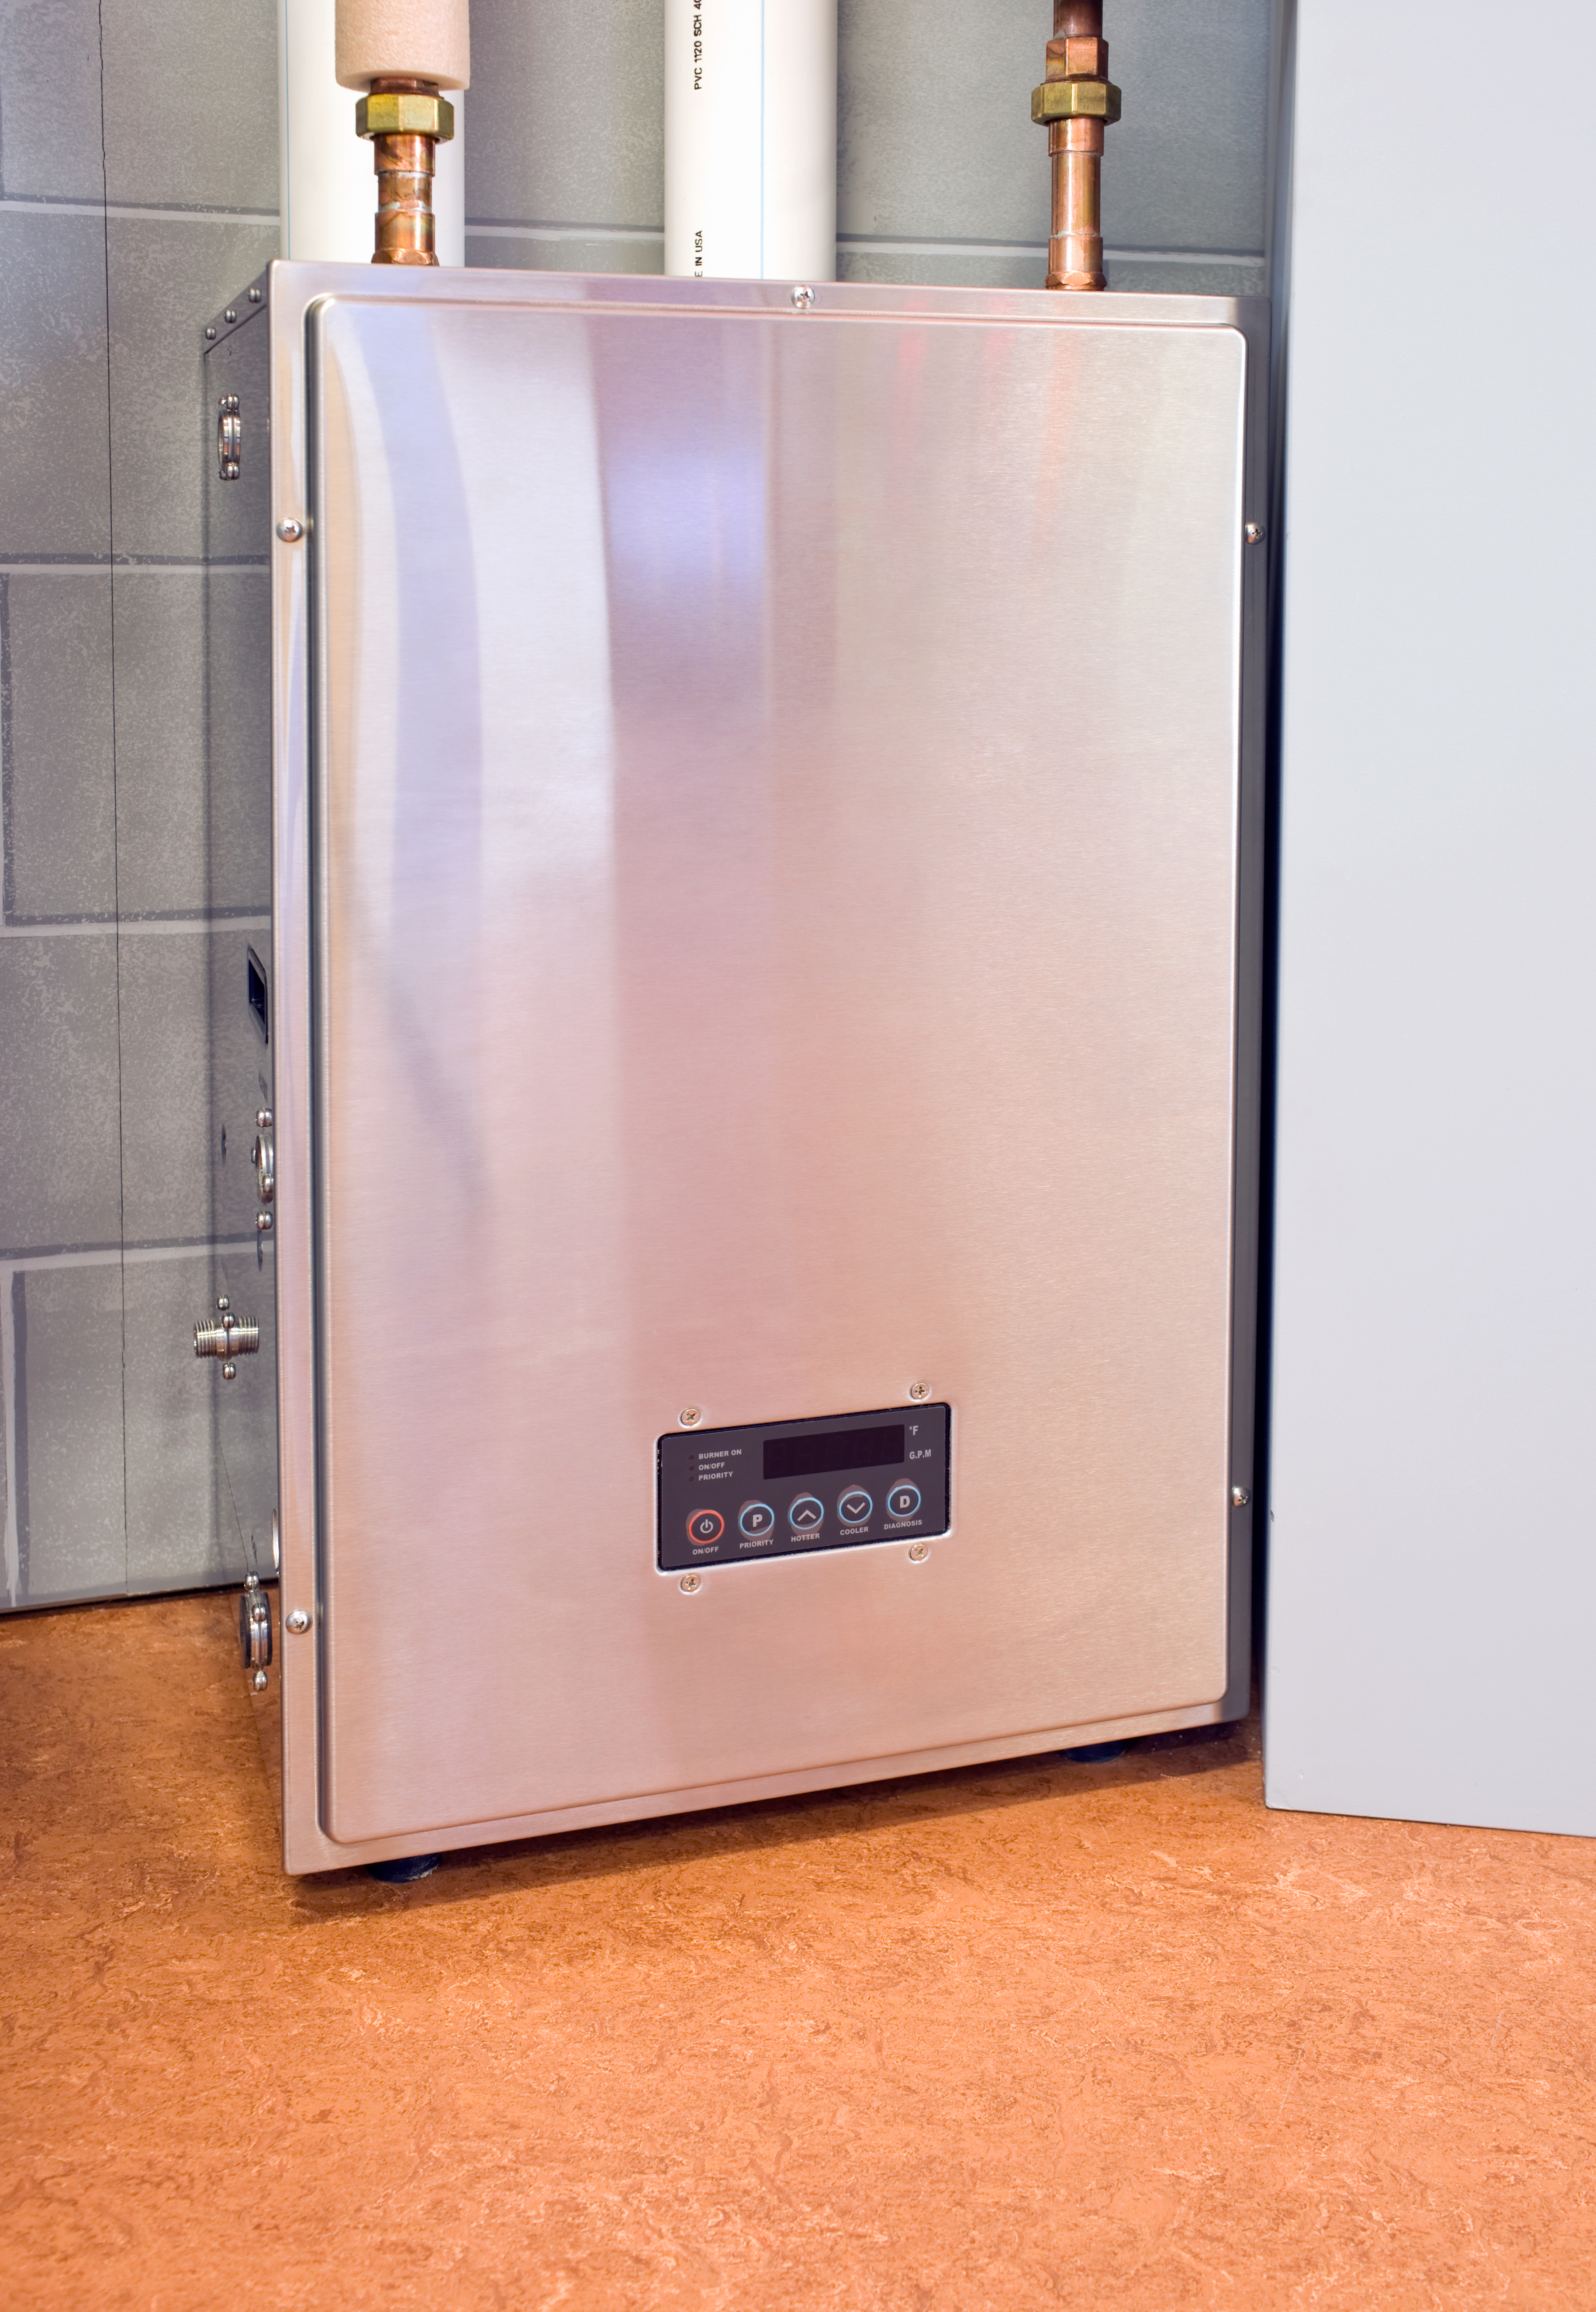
[763,1423,905,1482]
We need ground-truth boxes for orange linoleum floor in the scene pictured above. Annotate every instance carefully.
[2,1593,1594,2311]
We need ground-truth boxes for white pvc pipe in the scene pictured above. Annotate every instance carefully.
[665,0,836,282]
[279,0,465,265]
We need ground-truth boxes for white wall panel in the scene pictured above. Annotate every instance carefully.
[1268,0,1596,1831]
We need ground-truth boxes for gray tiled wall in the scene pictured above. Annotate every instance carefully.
[1,0,276,1609]
[465,2,663,238]
[0,0,104,204]
[0,936,122,1252]
[1,0,1280,1609]
[0,209,111,555]
[8,1260,127,1603]
[98,4,277,215]
[4,575,117,920]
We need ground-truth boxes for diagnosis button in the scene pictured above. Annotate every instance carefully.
[885,1483,921,1520]
[686,1509,725,1546]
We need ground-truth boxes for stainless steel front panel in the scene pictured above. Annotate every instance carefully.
[269,267,1263,1862]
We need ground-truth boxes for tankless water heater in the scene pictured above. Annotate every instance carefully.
[200,263,1267,1875]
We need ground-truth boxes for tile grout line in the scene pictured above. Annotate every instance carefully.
[0,196,278,223]
[464,222,667,241]
[0,916,270,938]
[0,564,268,576]
[460,222,1263,267]
[3,1240,263,1274]
[839,239,1264,264]
[93,0,133,1602]
[2,200,1263,271]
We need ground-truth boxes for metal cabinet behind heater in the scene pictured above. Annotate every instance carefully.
[203,265,1267,1874]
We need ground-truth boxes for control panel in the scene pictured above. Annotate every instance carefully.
[657,1404,951,1571]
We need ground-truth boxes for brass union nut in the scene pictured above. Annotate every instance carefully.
[1031,77,1123,127]
[355,90,456,141]
[1046,36,1108,78]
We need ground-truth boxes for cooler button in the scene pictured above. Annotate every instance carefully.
[837,1488,873,1524]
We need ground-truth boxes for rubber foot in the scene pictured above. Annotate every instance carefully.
[1062,1739,1128,1763]
[368,1852,442,1884]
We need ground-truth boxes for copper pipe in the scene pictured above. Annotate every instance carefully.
[355,77,456,267]
[1032,3,1122,292]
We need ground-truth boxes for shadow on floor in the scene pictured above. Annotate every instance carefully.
[287,1712,1260,1922]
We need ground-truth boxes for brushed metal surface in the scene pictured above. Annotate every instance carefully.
[273,268,1261,1857]
[203,305,279,1588]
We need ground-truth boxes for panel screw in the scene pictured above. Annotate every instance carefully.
[252,1669,268,1692]
[224,308,237,324]
[276,520,303,543]
[221,1361,237,1380]
[679,1407,702,1427]
[1244,522,1265,545]
[285,1609,311,1634]
[249,287,262,302]
[216,1296,230,1312]
[791,284,815,309]
[907,1542,929,1563]
[907,1382,929,1402]
[679,1573,701,1593]
[256,1212,273,1234]
[204,326,216,340]
[256,1108,273,1128]
[1231,1485,1251,1508]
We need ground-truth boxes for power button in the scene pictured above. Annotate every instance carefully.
[686,1509,725,1546]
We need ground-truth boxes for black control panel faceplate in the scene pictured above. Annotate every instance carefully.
[657,1404,951,1570]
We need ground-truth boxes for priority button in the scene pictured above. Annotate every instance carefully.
[687,1509,725,1546]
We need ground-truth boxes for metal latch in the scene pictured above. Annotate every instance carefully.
[218,395,241,481]
[252,1108,275,1236]
[195,1296,259,1380]
[239,1573,272,1689]
[252,1111,274,1203]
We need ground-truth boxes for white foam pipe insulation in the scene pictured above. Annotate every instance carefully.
[280,0,466,264]
[665,1,837,282]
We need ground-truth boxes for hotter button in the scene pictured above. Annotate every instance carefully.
[788,1495,824,1531]
[838,1488,873,1524]
[885,1484,921,1519]
[687,1509,725,1545]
